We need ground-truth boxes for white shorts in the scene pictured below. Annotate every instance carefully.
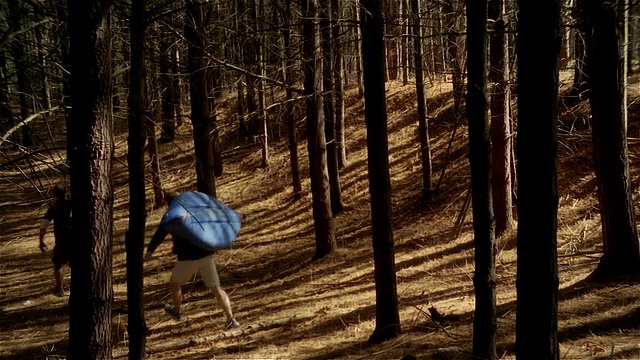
[170,255,220,288]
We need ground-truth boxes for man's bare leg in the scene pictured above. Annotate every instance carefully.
[170,281,182,316]
[54,266,64,296]
[211,287,239,328]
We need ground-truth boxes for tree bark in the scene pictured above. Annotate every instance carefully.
[185,0,216,197]
[332,0,347,169]
[302,0,336,260]
[466,1,497,358]
[489,0,514,237]
[67,0,115,357]
[443,0,464,120]
[584,0,640,279]
[125,0,148,356]
[360,0,402,344]
[282,0,302,199]
[411,0,433,201]
[321,0,344,215]
[9,1,33,147]
[159,32,176,143]
[515,0,561,358]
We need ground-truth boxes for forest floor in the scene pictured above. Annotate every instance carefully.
[1,72,640,360]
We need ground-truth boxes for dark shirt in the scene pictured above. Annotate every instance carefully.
[43,199,72,249]
[147,226,214,261]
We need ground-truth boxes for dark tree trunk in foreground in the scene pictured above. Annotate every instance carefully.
[584,0,640,279]
[489,0,514,237]
[302,0,336,260]
[67,0,115,357]
[515,0,561,358]
[466,1,497,358]
[360,0,402,344]
[185,0,216,197]
[125,0,148,356]
[411,0,433,201]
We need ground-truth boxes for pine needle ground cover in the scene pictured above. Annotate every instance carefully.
[1,74,640,359]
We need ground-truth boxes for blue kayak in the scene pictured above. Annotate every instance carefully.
[160,192,242,250]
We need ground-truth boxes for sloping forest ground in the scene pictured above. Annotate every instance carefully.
[1,72,640,360]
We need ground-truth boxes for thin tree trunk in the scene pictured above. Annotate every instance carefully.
[282,0,302,199]
[332,0,347,169]
[172,48,184,128]
[489,0,514,237]
[443,0,464,120]
[411,0,433,200]
[159,33,175,143]
[322,0,344,215]
[207,68,224,176]
[573,0,589,98]
[360,0,402,344]
[302,0,336,260]
[9,1,33,147]
[34,9,51,111]
[401,0,409,85]
[56,0,71,160]
[185,0,216,197]
[466,1,497,358]
[256,0,269,168]
[354,1,364,98]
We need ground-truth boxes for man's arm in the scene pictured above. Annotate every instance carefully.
[39,219,50,252]
[145,226,169,260]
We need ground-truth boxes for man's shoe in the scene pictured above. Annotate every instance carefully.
[163,303,181,320]
[226,318,240,329]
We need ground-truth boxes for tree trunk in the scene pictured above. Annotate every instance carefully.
[360,0,402,344]
[466,1,497,358]
[67,0,115,357]
[354,0,364,98]
[443,0,464,120]
[332,0,347,169]
[584,0,640,279]
[282,0,302,199]
[489,0,514,237]
[302,0,336,260]
[410,0,433,201]
[9,1,33,147]
[146,113,164,209]
[185,0,216,197]
[400,0,408,85]
[125,0,148,356]
[56,0,72,161]
[206,68,224,176]
[34,8,52,111]
[172,48,184,128]
[515,0,561,358]
[573,0,589,98]
[159,33,175,143]
[321,0,344,215]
